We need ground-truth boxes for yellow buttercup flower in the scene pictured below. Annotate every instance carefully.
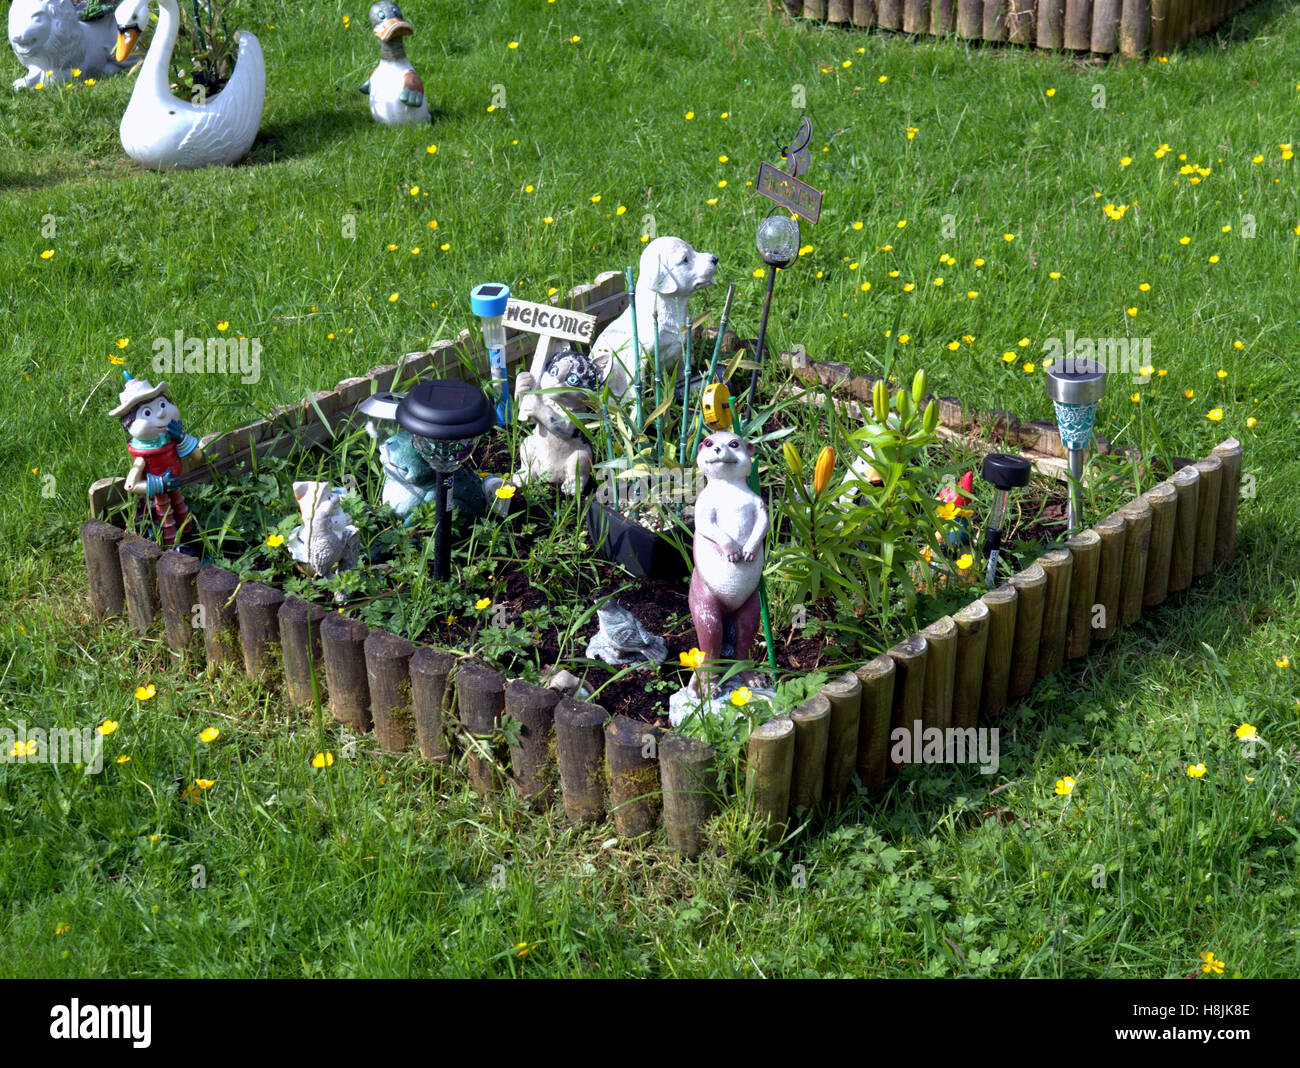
[1023,363,1035,374]
[199,727,220,743]
[311,751,335,768]
[1277,656,1290,669]
[1206,409,1224,422]
[1200,951,1224,975]
[194,778,215,789]
[956,553,973,571]
[97,719,119,736]
[730,687,753,707]
[55,922,71,935]
[116,754,131,764]
[11,740,37,758]
[135,684,156,701]
[495,484,516,500]
[1002,352,1016,363]
[266,533,285,547]
[40,249,54,260]
[1216,369,1228,378]
[936,502,959,522]
[1235,723,1257,740]
[475,598,492,611]
[1054,776,1075,796]
[1187,763,1207,778]
[1138,282,1150,292]
[679,648,706,670]
[1246,417,1257,429]
[1184,389,1195,399]
[1044,88,1055,97]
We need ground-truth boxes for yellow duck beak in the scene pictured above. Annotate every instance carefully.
[374,17,413,41]
[115,28,140,63]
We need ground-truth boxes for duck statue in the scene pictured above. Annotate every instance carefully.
[116,0,264,170]
[359,1,429,126]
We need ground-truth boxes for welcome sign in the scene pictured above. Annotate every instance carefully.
[503,299,597,346]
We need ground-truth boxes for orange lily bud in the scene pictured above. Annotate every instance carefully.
[813,446,835,494]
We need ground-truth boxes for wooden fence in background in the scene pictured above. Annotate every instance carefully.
[778,0,1259,57]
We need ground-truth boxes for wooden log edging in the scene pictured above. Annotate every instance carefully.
[778,0,1244,54]
[78,432,1245,850]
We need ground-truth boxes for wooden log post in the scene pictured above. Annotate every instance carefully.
[660,733,718,858]
[1118,496,1152,624]
[1211,438,1242,564]
[1008,0,1038,42]
[986,0,1009,40]
[855,655,896,794]
[932,0,955,33]
[1149,0,1170,54]
[957,0,984,36]
[1038,0,1066,46]
[747,716,796,845]
[235,582,285,677]
[1091,513,1127,640]
[1118,0,1150,57]
[1008,564,1047,699]
[554,697,607,824]
[156,550,201,657]
[196,566,240,667]
[981,584,1019,720]
[366,631,416,752]
[828,0,853,21]
[822,673,863,801]
[118,534,162,636]
[1065,530,1101,660]
[81,519,126,619]
[278,597,328,707]
[952,600,990,730]
[321,614,371,731]
[879,0,904,30]
[457,662,507,797]
[1192,456,1222,578]
[887,634,928,771]
[1142,481,1178,607]
[1090,0,1121,52]
[789,694,831,815]
[1064,0,1094,48]
[605,715,662,838]
[921,616,958,731]
[505,679,561,804]
[853,0,877,26]
[806,0,829,19]
[409,646,456,761]
[1037,549,1074,679]
[1167,465,1201,594]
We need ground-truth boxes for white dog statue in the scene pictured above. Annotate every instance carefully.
[591,236,717,403]
[513,348,598,496]
[8,0,146,89]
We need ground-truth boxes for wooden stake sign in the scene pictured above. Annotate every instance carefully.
[507,297,599,380]
[755,116,823,224]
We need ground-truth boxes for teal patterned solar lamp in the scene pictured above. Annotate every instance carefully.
[1045,357,1107,532]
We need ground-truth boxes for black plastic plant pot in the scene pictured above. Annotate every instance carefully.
[584,500,689,583]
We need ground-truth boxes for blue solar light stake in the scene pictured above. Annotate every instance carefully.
[470,283,512,425]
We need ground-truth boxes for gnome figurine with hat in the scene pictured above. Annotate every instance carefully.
[110,371,205,547]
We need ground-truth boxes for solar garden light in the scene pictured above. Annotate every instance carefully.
[1044,357,1108,532]
[356,391,405,440]
[470,282,511,426]
[980,453,1032,587]
[395,380,495,580]
[746,213,800,412]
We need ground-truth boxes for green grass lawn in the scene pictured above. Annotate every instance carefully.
[1,0,1298,977]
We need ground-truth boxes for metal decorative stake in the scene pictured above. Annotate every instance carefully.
[395,380,495,580]
[980,453,1032,587]
[1044,358,1107,531]
[470,283,511,426]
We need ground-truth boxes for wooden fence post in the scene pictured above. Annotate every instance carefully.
[1037,549,1074,679]
[855,655,896,793]
[1118,496,1152,624]
[555,697,607,824]
[82,519,126,619]
[1008,564,1047,698]
[1142,482,1178,607]
[409,646,456,761]
[1211,438,1242,563]
[321,614,371,731]
[1192,456,1222,578]
[822,673,863,801]
[156,550,201,656]
[887,634,928,770]
[952,600,990,730]
[365,631,416,752]
[981,584,1019,719]
[196,566,240,667]
[1091,512,1127,640]
[605,715,662,838]
[278,597,328,707]
[505,679,561,804]
[457,663,507,797]
[747,716,796,845]
[660,734,718,858]
[790,694,831,815]
[1167,465,1201,594]
[235,581,285,677]
[1065,530,1101,660]
[921,615,958,731]
[119,534,161,636]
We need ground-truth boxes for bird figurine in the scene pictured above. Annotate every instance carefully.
[359,1,429,125]
[937,470,975,546]
[116,0,264,170]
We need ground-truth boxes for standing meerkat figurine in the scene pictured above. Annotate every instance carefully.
[110,371,204,547]
[688,433,769,697]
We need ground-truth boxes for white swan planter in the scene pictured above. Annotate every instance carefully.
[117,0,264,170]
[8,0,147,89]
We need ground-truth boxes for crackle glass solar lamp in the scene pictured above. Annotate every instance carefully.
[395,380,495,580]
[746,214,801,412]
[1044,358,1107,532]
[980,453,1032,587]
[356,391,405,441]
